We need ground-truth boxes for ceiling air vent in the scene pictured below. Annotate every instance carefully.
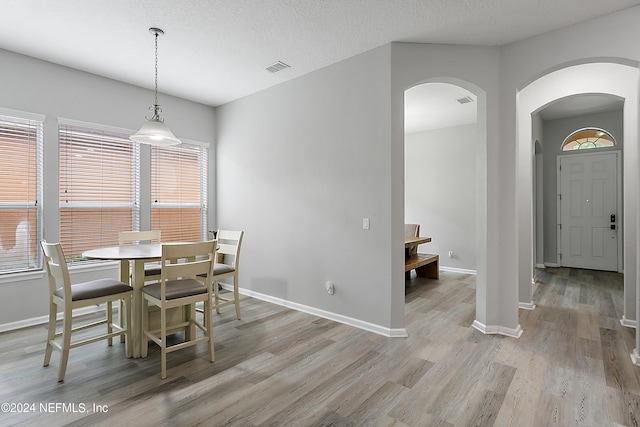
[457,96,474,104]
[265,61,290,73]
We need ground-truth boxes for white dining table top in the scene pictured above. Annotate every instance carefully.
[82,243,164,261]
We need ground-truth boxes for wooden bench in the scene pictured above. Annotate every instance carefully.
[405,253,439,279]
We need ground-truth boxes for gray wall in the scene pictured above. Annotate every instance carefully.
[533,113,544,268]
[542,110,624,264]
[216,45,396,330]
[405,124,477,271]
[0,48,215,326]
[390,43,503,331]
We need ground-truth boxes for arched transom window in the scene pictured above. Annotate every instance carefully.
[561,127,615,151]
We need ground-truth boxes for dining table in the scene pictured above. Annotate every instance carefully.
[404,235,431,258]
[403,235,438,279]
[404,236,432,248]
[83,243,168,358]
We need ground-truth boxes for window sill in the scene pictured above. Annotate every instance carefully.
[0,270,46,284]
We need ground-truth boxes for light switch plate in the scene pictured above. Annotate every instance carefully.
[363,218,370,230]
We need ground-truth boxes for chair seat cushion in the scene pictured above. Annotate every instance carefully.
[213,263,235,275]
[55,279,132,301]
[142,279,207,300]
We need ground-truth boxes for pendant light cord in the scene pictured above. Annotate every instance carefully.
[146,27,164,122]
[154,30,159,111]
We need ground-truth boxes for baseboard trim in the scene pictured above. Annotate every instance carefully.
[0,305,104,333]
[227,284,408,338]
[519,302,536,310]
[631,349,640,366]
[472,320,523,338]
[620,316,637,328]
[544,263,560,268]
[439,266,477,275]
[535,263,545,269]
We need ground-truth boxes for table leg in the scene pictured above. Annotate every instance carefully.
[119,260,129,346]
[131,259,145,358]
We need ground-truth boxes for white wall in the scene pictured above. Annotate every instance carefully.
[216,45,399,333]
[0,48,215,327]
[405,124,477,271]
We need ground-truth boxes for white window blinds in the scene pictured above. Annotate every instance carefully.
[0,113,43,274]
[151,142,208,242]
[59,123,140,262]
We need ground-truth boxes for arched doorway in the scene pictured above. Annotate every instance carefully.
[404,82,478,278]
[401,77,496,336]
[515,61,640,363]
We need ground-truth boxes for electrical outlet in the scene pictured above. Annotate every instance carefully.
[448,251,454,258]
[325,281,335,295]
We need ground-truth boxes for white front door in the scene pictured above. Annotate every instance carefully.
[559,152,618,271]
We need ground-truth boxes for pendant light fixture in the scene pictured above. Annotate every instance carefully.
[130,27,181,146]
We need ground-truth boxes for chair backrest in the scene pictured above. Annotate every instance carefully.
[119,230,161,246]
[404,224,420,237]
[41,241,71,301]
[161,241,217,286]
[216,229,244,268]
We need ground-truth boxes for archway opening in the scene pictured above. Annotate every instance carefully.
[402,78,488,335]
[516,62,639,362]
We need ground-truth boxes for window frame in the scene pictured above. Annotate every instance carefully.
[0,109,45,275]
[561,127,616,151]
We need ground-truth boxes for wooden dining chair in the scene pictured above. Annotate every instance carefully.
[118,230,162,282]
[40,241,132,382]
[141,240,217,379]
[211,229,244,319]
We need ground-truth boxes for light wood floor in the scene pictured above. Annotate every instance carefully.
[1,268,639,426]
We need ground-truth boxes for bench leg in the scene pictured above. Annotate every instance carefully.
[415,260,439,279]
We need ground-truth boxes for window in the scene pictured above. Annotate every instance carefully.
[0,112,44,274]
[561,127,615,151]
[59,123,140,262]
[151,142,208,242]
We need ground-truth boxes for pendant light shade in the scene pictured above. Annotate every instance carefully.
[130,27,181,146]
[130,117,181,145]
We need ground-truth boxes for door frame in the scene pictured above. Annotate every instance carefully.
[556,150,622,272]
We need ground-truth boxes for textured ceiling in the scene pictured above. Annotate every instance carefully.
[1,0,639,109]
[405,84,476,134]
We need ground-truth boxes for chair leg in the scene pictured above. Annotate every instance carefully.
[43,301,57,367]
[119,298,125,343]
[233,274,241,320]
[160,306,167,380]
[107,301,113,346]
[206,297,215,363]
[141,298,149,358]
[214,280,221,314]
[181,304,193,341]
[124,296,132,358]
[58,307,73,382]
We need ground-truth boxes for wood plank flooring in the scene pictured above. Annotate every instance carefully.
[1,267,639,426]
